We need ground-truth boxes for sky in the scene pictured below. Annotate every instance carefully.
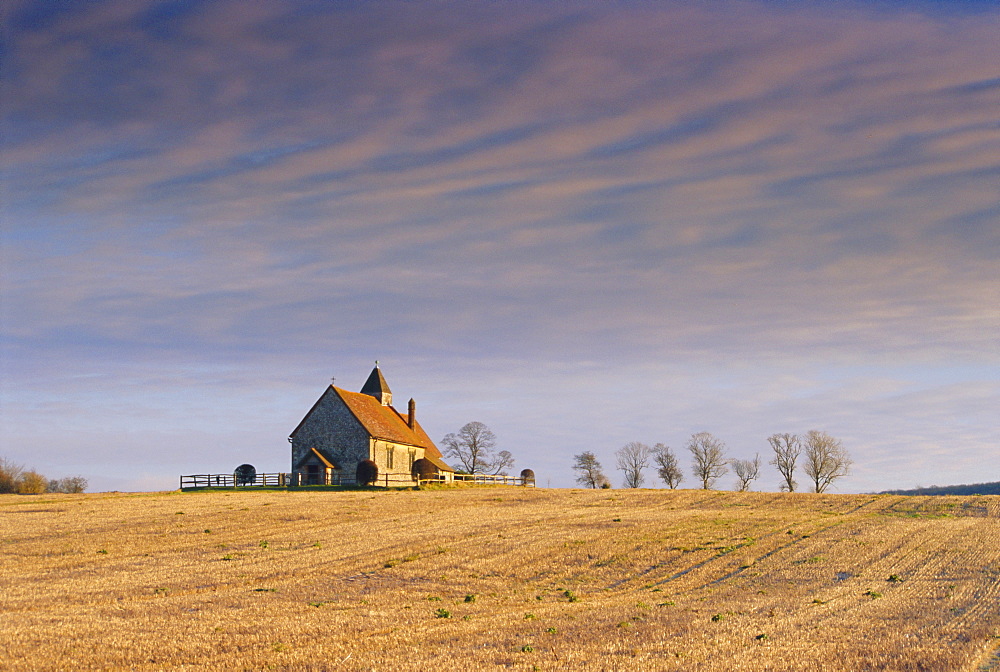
[2,0,998,494]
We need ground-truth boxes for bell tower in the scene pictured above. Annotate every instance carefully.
[360,361,392,406]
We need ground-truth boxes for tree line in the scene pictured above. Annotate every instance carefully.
[572,431,851,493]
[0,458,88,494]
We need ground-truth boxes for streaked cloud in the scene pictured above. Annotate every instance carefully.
[2,0,997,491]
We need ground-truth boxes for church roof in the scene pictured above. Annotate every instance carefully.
[293,446,339,471]
[332,387,453,469]
[289,366,454,473]
[422,453,454,473]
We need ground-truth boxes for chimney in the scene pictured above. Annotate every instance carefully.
[407,398,416,429]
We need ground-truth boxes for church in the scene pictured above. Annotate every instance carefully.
[288,363,454,486]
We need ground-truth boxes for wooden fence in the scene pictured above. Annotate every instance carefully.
[180,473,289,489]
[452,473,532,486]
[180,471,535,490]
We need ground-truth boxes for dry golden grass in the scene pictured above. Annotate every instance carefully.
[2,487,999,671]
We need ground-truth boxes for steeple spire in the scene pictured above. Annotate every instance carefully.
[360,361,392,406]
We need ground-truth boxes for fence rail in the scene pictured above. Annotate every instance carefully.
[180,473,290,489]
[180,471,534,490]
[452,473,531,486]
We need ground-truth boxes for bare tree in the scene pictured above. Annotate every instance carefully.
[732,454,762,492]
[572,451,609,489]
[768,433,801,492]
[653,443,683,489]
[802,430,852,493]
[0,458,24,494]
[616,442,651,488]
[687,432,728,490]
[47,476,88,494]
[441,421,514,475]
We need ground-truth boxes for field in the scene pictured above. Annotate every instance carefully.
[3,487,1000,671]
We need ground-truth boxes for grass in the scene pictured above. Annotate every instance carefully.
[2,488,1000,670]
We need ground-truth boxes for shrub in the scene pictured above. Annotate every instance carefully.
[520,469,535,486]
[234,464,256,486]
[1,461,86,495]
[356,460,379,486]
[411,458,438,483]
[17,471,48,494]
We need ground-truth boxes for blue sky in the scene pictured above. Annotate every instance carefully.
[2,0,998,492]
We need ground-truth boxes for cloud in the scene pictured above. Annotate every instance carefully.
[2,0,998,491]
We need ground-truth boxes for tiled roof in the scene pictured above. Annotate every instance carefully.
[293,446,338,471]
[423,453,454,473]
[334,387,453,469]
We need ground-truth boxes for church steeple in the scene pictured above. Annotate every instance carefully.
[360,361,392,406]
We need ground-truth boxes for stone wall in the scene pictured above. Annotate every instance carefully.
[373,440,425,481]
[290,388,370,472]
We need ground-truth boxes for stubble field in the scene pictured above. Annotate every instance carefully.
[2,487,999,671]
